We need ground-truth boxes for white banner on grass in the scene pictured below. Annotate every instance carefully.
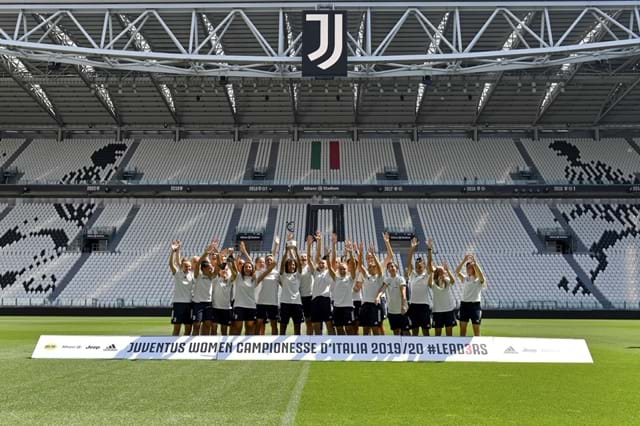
[32,335,593,363]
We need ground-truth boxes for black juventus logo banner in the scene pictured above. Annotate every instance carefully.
[302,11,347,77]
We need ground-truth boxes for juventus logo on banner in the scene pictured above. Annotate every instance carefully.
[302,11,347,77]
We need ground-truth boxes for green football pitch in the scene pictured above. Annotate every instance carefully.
[1,317,638,425]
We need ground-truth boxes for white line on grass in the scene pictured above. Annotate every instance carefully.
[281,362,310,426]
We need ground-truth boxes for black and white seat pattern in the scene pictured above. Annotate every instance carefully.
[560,203,640,306]
[0,204,95,295]
[550,141,635,184]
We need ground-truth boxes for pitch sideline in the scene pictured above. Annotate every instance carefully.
[281,362,311,426]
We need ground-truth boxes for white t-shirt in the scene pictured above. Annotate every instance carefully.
[300,265,314,297]
[280,272,302,305]
[192,274,213,303]
[408,272,431,306]
[172,270,194,304]
[212,277,233,310]
[333,275,355,308]
[352,272,363,303]
[383,275,407,315]
[462,276,485,303]
[256,270,280,306]
[362,274,383,303]
[312,269,333,298]
[234,275,257,309]
[432,280,455,312]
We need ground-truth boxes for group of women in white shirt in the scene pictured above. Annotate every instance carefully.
[168,232,487,337]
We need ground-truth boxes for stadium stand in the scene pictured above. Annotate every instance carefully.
[0,202,96,298]
[272,203,307,255]
[236,203,270,234]
[124,138,251,183]
[476,254,600,309]
[12,138,131,183]
[0,198,627,310]
[407,251,600,310]
[522,138,640,184]
[381,203,414,233]
[0,138,26,167]
[273,139,396,184]
[559,203,640,308]
[252,139,273,178]
[55,202,234,306]
[520,203,561,230]
[343,203,379,252]
[90,203,133,232]
[3,136,639,186]
[575,253,640,309]
[415,201,538,254]
[1,253,81,302]
[317,209,333,240]
[400,137,527,183]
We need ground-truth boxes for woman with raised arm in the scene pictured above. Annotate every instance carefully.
[358,243,385,336]
[300,235,315,335]
[426,238,436,275]
[430,250,457,336]
[377,232,396,335]
[352,266,363,334]
[377,239,410,336]
[347,242,362,335]
[211,253,233,336]
[255,235,281,336]
[456,254,487,336]
[229,251,276,336]
[308,231,336,335]
[279,241,305,335]
[192,242,217,335]
[169,240,194,336]
[332,241,359,335]
[406,238,432,336]
[238,240,253,265]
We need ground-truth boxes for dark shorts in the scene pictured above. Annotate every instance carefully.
[192,302,214,322]
[280,303,305,325]
[333,306,355,327]
[301,296,313,320]
[359,302,382,327]
[256,304,280,321]
[213,308,232,326]
[407,303,431,329]
[459,301,482,324]
[233,307,257,322]
[311,296,332,322]
[378,298,388,320]
[353,301,362,321]
[388,313,411,331]
[433,310,457,329]
[171,302,193,325]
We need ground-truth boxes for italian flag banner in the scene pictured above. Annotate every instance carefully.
[310,141,340,170]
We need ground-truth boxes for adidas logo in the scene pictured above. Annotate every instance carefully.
[504,346,518,354]
[103,344,118,352]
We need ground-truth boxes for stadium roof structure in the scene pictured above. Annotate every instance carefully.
[0,1,639,131]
